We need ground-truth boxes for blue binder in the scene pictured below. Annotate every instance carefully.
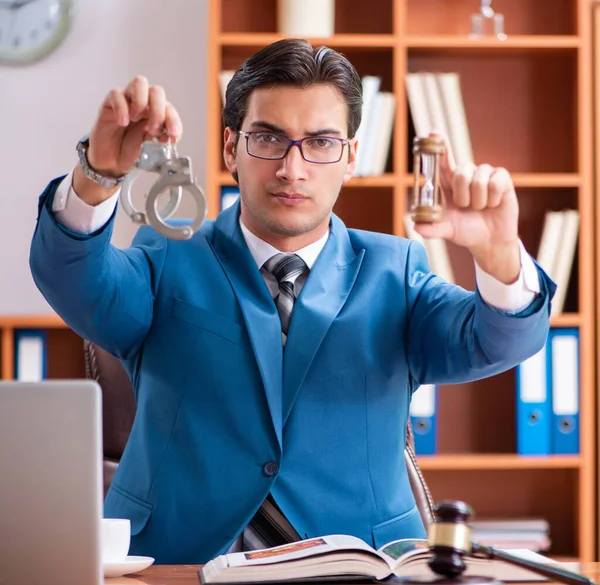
[14,329,47,381]
[409,384,437,455]
[549,328,579,455]
[220,186,240,211]
[516,339,551,455]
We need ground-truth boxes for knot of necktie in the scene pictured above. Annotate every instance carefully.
[264,253,307,286]
[263,253,308,338]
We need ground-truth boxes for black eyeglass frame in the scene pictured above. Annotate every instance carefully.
[238,130,349,164]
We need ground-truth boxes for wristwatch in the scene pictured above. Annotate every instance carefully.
[76,135,126,189]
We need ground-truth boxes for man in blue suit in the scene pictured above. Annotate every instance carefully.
[30,39,554,564]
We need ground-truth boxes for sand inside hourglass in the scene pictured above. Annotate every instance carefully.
[420,154,435,208]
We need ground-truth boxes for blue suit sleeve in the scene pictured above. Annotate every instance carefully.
[29,177,168,359]
[404,239,556,387]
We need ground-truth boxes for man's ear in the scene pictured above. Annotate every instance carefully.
[342,138,357,183]
[223,127,238,175]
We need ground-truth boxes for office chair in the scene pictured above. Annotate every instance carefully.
[83,339,435,528]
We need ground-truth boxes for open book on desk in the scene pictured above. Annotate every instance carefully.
[200,535,563,584]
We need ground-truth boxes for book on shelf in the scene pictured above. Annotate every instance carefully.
[14,329,47,381]
[219,70,235,105]
[536,209,580,316]
[199,535,561,584]
[516,326,580,456]
[403,214,455,284]
[410,383,437,455]
[406,71,473,166]
[221,186,240,210]
[353,75,381,176]
[353,75,396,177]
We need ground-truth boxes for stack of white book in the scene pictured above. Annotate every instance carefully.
[353,75,396,177]
[536,209,580,316]
[405,71,473,166]
[471,518,551,552]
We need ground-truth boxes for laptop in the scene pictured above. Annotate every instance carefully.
[0,380,104,585]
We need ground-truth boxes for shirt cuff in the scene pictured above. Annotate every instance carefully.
[474,239,540,313]
[51,168,119,235]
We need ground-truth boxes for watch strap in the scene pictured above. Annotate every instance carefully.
[76,135,126,189]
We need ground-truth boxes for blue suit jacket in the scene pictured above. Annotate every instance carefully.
[30,177,555,564]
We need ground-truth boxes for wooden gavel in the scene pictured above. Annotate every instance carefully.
[425,501,594,585]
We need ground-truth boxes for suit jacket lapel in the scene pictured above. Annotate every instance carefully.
[282,214,364,426]
[211,202,284,448]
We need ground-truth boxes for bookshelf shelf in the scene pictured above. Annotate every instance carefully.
[0,315,66,328]
[510,174,582,188]
[401,173,582,189]
[550,314,583,328]
[346,174,398,188]
[417,454,582,471]
[218,171,398,188]
[219,33,396,48]
[404,35,581,50]
[220,172,582,191]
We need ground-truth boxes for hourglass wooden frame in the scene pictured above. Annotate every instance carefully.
[410,136,446,223]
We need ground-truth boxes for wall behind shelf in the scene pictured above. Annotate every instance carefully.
[0,0,208,315]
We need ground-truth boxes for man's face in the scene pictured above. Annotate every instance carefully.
[223,84,357,250]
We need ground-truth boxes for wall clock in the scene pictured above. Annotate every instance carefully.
[0,0,74,65]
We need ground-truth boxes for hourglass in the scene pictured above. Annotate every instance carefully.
[410,136,445,224]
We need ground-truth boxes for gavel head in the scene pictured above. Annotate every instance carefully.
[426,500,474,579]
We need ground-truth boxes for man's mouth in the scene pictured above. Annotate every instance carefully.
[272,192,308,206]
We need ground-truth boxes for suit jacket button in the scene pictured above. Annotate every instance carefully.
[263,462,279,477]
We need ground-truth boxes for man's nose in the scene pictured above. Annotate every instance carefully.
[275,143,309,182]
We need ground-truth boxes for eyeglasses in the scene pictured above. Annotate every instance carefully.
[238,130,348,164]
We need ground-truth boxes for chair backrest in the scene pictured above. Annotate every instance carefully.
[83,340,435,528]
[83,340,135,495]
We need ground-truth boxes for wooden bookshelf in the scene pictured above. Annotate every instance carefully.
[0,316,85,382]
[207,0,595,562]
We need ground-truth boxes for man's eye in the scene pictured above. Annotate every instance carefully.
[255,133,283,144]
[307,137,335,149]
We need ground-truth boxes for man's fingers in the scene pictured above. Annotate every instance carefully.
[146,85,167,136]
[165,102,183,141]
[470,164,494,211]
[106,89,129,127]
[452,163,476,208]
[488,167,511,208]
[124,75,150,122]
[413,217,455,241]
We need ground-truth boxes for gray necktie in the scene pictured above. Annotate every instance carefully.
[264,253,308,337]
[238,252,309,552]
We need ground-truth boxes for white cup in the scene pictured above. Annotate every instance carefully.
[101,518,131,563]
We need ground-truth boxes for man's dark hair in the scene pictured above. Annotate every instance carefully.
[223,38,363,141]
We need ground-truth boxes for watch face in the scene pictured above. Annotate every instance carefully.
[0,0,74,65]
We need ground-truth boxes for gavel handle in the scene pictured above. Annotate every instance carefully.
[471,543,595,585]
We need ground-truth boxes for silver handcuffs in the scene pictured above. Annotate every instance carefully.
[120,139,206,240]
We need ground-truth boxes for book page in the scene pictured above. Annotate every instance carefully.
[225,535,379,567]
[377,538,430,568]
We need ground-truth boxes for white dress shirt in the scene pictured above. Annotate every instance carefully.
[52,169,540,311]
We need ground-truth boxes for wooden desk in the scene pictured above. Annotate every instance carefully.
[106,563,600,585]
[105,564,200,584]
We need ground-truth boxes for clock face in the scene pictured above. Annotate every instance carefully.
[0,0,74,65]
